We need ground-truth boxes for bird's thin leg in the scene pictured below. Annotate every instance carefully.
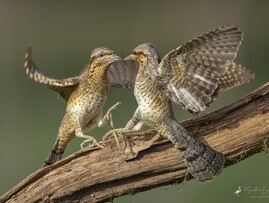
[75,127,104,149]
[102,108,143,148]
[124,107,142,130]
[103,128,143,149]
[102,128,126,148]
[98,102,121,128]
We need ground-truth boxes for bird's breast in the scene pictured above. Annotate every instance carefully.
[135,77,172,124]
[67,85,109,124]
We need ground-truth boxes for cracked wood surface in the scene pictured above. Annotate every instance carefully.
[1,82,269,203]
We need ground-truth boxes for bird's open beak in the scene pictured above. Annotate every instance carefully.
[124,54,137,61]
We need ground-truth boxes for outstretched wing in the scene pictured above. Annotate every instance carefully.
[157,25,249,114]
[24,47,79,102]
[108,60,138,88]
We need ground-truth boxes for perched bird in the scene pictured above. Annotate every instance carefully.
[104,25,254,182]
[24,47,137,166]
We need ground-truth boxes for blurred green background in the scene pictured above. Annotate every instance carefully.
[0,0,268,202]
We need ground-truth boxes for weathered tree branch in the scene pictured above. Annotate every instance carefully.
[1,82,269,203]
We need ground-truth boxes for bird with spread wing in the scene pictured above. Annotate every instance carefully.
[104,25,254,182]
[24,47,137,166]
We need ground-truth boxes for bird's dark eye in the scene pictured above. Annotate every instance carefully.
[100,54,104,57]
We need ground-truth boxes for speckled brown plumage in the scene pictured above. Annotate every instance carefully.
[24,47,137,166]
[109,25,254,182]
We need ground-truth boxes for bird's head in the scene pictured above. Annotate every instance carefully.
[89,47,121,70]
[124,43,161,70]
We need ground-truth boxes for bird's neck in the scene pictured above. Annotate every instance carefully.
[87,64,109,85]
[137,58,158,80]
[135,67,156,94]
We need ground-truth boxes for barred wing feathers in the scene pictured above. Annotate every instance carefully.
[24,47,79,102]
[158,25,246,113]
[24,47,138,102]
[108,60,138,88]
[218,62,254,91]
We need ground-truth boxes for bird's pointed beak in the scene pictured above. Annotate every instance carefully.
[124,54,137,61]
[109,54,122,63]
[113,54,122,61]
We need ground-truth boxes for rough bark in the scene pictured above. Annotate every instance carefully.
[1,82,269,203]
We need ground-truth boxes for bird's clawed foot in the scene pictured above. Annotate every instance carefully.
[80,136,104,149]
[102,128,126,149]
[98,102,121,128]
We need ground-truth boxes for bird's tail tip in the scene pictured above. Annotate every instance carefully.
[189,149,225,183]
[42,140,64,167]
[42,150,63,167]
[165,121,225,182]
